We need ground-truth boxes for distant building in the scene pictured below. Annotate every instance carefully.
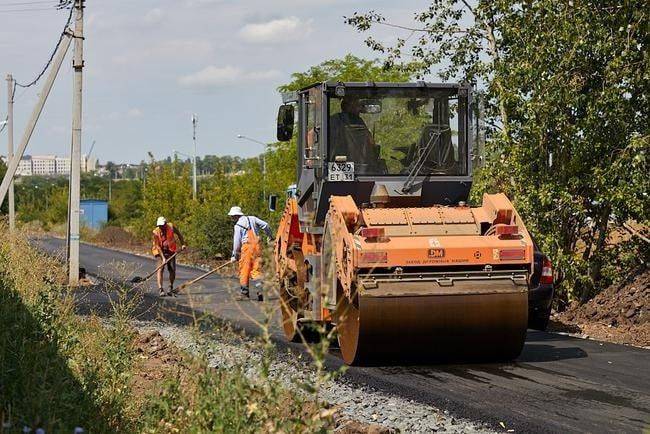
[0,153,99,176]
[55,156,71,175]
[17,156,33,176]
[31,155,57,175]
[85,155,98,172]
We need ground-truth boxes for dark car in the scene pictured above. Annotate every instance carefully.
[528,243,554,330]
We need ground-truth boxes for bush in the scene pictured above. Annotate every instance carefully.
[0,229,331,432]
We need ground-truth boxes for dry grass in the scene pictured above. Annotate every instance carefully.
[0,227,333,433]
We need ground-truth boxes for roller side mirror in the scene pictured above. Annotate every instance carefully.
[277,104,294,141]
[268,194,278,212]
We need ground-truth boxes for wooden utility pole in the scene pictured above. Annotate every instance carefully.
[68,0,84,286]
[5,75,15,231]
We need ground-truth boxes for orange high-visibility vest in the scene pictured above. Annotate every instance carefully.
[152,223,177,256]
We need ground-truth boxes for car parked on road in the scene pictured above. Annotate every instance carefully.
[529,243,554,330]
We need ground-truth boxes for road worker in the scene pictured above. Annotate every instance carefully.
[152,216,186,296]
[229,206,273,301]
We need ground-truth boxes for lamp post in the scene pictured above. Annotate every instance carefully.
[191,114,198,200]
[236,134,267,205]
[173,149,197,199]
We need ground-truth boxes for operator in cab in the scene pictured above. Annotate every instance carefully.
[228,206,273,301]
[329,97,382,173]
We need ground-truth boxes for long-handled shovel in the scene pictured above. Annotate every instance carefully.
[131,251,180,284]
[175,260,235,294]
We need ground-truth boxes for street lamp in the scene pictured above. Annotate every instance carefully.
[191,114,198,200]
[173,149,197,199]
[237,134,268,205]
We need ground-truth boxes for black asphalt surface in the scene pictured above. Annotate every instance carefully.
[34,237,650,434]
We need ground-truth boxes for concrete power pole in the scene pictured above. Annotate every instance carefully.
[68,0,84,286]
[5,75,15,231]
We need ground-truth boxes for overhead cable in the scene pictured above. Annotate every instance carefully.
[14,3,73,88]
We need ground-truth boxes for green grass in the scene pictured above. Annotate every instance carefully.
[0,228,332,433]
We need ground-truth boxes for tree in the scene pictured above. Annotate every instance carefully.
[138,159,193,238]
[347,1,649,301]
[278,54,411,92]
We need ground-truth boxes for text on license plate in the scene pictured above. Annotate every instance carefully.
[328,162,355,182]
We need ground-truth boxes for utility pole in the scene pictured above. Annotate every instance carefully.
[191,114,197,200]
[5,75,15,231]
[68,0,84,286]
[0,32,72,207]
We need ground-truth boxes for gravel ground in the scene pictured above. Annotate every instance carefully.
[132,320,495,434]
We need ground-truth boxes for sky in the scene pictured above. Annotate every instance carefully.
[0,0,427,164]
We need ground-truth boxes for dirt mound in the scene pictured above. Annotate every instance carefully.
[553,269,649,346]
[132,330,185,399]
[560,270,648,326]
[94,226,143,248]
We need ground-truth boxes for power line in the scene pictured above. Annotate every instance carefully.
[14,4,73,88]
[0,7,58,12]
[0,0,56,5]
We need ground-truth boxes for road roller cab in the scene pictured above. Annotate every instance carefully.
[275,82,532,365]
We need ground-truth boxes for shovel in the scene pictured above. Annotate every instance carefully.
[131,251,180,284]
[175,260,235,294]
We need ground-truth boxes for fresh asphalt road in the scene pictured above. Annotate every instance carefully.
[35,237,650,434]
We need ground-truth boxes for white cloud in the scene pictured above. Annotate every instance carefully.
[239,16,312,44]
[178,65,282,88]
[184,0,223,5]
[127,108,143,118]
[144,8,164,25]
[111,39,213,65]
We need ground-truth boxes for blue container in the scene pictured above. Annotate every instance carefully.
[80,199,108,230]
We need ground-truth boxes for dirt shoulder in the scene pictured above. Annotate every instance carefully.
[549,269,649,348]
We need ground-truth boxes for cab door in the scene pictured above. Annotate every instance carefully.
[296,86,324,229]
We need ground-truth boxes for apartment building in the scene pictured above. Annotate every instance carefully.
[16,157,33,176]
[31,155,57,175]
[1,154,98,176]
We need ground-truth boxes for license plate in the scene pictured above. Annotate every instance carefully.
[328,162,355,182]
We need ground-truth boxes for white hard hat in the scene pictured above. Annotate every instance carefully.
[156,216,167,226]
[228,206,243,216]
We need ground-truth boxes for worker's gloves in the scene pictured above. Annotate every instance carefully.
[230,256,237,263]
[181,245,187,251]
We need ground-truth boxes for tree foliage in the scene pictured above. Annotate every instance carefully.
[138,160,193,237]
[347,0,649,301]
[278,54,411,92]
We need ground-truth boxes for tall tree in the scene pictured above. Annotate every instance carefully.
[348,1,649,300]
[278,54,411,92]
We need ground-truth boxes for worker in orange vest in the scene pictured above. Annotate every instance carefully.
[152,216,186,296]
[229,206,273,301]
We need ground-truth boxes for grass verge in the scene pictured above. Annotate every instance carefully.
[0,228,331,433]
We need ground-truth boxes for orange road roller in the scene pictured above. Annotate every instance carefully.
[273,82,532,365]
